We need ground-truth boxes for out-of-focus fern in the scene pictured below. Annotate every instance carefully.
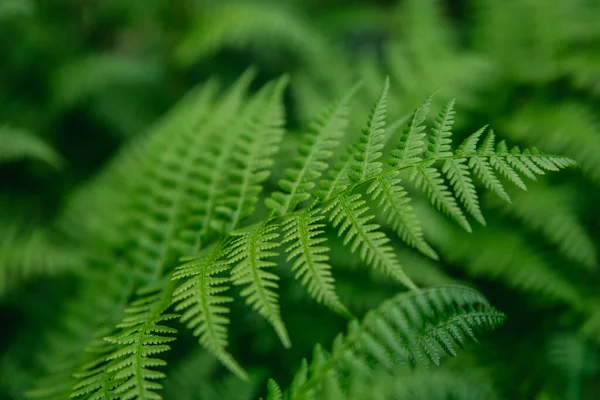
[0,126,62,168]
[262,286,505,400]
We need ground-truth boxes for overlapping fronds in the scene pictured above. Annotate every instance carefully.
[265,84,359,215]
[171,79,574,376]
[70,283,177,400]
[213,77,288,233]
[26,269,132,400]
[263,286,504,400]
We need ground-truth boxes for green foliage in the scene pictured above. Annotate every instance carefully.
[2,0,600,399]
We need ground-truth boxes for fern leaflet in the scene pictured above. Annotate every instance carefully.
[227,222,290,347]
[323,193,417,290]
[172,243,247,380]
[282,208,349,316]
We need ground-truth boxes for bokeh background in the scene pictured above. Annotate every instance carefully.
[1,0,600,399]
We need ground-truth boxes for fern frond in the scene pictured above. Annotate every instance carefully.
[264,379,283,400]
[367,173,437,259]
[215,76,288,233]
[463,129,511,203]
[175,2,327,66]
[494,184,596,268]
[101,284,177,400]
[124,78,222,277]
[323,193,416,290]
[315,145,354,201]
[266,84,359,215]
[388,95,431,166]
[179,69,259,248]
[70,330,118,400]
[349,77,389,182]
[0,126,62,167]
[27,270,133,400]
[272,286,504,399]
[410,164,472,232]
[421,205,584,307]
[171,242,247,380]
[282,208,349,316]
[425,97,455,159]
[227,221,290,348]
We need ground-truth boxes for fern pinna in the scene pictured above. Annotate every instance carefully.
[26,72,574,399]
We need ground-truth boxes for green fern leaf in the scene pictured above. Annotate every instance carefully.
[266,84,359,215]
[349,78,389,182]
[425,98,455,159]
[367,173,438,259]
[0,126,63,167]
[315,145,354,201]
[171,243,247,380]
[265,379,283,400]
[103,284,177,400]
[490,140,527,190]
[388,96,431,166]
[215,76,288,232]
[282,208,349,316]
[278,286,504,400]
[410,164,472,232]
[180,69,264,248]
[227,222,290,347]
[465,130,511,202]
[442,158,486,225]
[323,193,416,290]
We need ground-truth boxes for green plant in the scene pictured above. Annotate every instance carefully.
[2,1,600,399]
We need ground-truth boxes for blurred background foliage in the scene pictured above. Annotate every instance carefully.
[1,0,600,399]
